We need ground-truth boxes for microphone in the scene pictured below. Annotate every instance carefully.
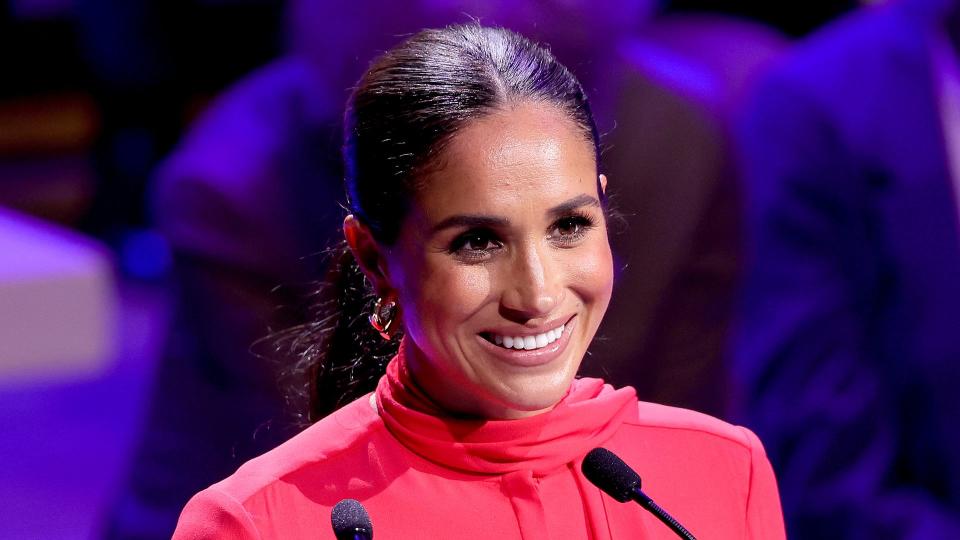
[331,498,373,540]
[582,447,697,540]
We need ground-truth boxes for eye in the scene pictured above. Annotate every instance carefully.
[449,229,503,261]
[548,213,596,245]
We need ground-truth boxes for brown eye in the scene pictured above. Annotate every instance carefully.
[465,233,496,251]
[549,214,595,245]
[555,217,584,236]
[449,229,503,261]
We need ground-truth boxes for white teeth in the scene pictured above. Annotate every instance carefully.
[487,323,567,351]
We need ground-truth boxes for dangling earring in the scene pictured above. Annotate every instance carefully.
[369,297,398,340]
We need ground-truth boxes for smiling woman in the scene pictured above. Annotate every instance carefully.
[173,25,786,539]
[369,101,613,420]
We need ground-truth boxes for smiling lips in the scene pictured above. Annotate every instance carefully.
[482,319,569,351]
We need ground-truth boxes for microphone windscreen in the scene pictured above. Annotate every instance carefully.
[581,447,642,503]
[331,498,373,539]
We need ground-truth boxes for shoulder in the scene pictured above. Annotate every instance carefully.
[755,5,925,112]
[173,486,261,539]
[617,402,782,522]
[156,56,337,190]
[185,56,337,141]
[624,400,767,457]
[610,401,784,536]
[185,395,383,512]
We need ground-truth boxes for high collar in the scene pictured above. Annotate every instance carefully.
[374,343,638,477]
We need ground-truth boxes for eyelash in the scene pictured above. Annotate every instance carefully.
[447,212,598,262]
[549,212,596,245]
[448,229,503,261]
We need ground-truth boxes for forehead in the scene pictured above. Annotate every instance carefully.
[414,102,597,219]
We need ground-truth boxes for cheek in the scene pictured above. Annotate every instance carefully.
[403,259,493,336]
[567,240,614,308]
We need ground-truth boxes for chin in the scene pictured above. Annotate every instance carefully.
[490,369,579,418]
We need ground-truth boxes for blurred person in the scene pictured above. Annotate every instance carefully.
[74,0,282,238]
[99,57,343,539]
[173,24,784,539]
[101,2,436,536]
[586,12,787,418]
[733,0,960,536]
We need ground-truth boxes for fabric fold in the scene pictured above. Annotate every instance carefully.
[502,470,548,540]
[375,341,638,476]
[374,341,638,538]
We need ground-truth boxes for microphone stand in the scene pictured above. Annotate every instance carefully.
[630,487,696,540]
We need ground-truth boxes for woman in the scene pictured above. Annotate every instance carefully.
[173,25,785,539]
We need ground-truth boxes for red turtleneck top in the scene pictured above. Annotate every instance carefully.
[173,352,785,539]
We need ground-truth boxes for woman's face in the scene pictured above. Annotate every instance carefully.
[383,102,613,419]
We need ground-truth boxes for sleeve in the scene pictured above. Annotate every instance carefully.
[732,72,960,539]
[172,487,261,540]
[741,427,786,539]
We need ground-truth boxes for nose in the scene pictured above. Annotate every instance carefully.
[499,244,562,320]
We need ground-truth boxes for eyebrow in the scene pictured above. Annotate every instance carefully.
[429,194,601,234]
[547,194,601,216]
[430,214,510,233]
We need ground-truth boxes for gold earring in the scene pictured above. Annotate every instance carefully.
[369,297,398,340]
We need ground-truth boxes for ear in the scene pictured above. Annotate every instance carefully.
[599,173,608,195]
[343,215,393,294]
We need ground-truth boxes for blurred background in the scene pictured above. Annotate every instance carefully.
[5,0,960,538]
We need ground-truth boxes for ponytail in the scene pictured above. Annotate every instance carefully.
[275,241,401,423]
